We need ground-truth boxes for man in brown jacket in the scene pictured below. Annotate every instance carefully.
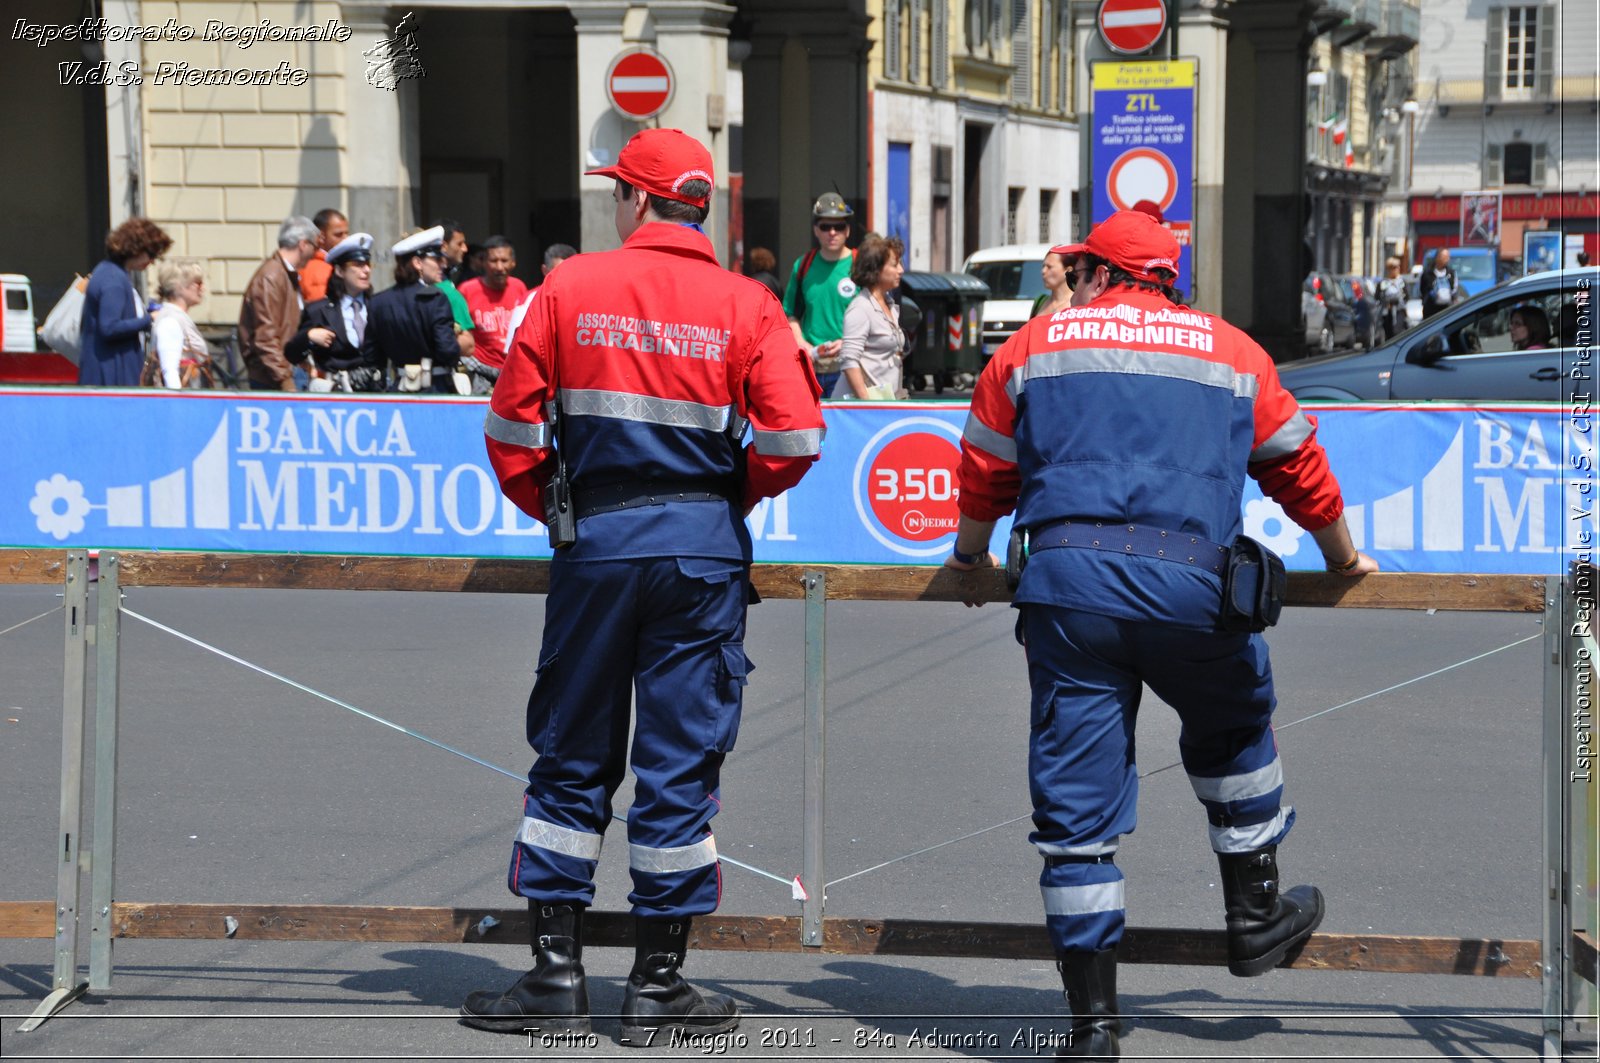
[239,216,319,390]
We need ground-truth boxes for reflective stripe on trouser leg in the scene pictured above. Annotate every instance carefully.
[1023,606,1141,952]
[1135,626,1296,854]
[1042,859,1126,954]
[509,558,640,905]
[626,556,749,917]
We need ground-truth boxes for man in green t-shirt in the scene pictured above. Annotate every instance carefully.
[782,192,857,396]
[431,217,478,362]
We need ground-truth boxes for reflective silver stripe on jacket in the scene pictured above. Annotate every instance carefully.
[629,836,719,874]
[1208,806,1293,854]
[1018,347,1260,400]
[1035,838,1119,858]
[1041,880,1125,917]
[962,411,1018,463]
[518,817,604,861]
[753,427,825,456]
[1188,759,1284,804]
[484,408,551,450]
[560,387,733,432]
[1250,410,1315,463]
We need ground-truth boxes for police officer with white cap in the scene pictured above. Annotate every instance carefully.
[366,226,465,392]
[287,233,386,392]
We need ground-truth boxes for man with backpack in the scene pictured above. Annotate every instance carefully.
[1420,248,1459,319]
[782,192,857,396]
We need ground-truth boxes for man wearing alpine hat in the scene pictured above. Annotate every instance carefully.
[463,128,824,1044]
[945,208,1377,1058]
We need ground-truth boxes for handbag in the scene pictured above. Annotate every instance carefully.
[1218,536,1288,634]
[40,277,86,363]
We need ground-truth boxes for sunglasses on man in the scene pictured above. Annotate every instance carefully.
[1064,261,1095,291]
[814,221,848,233]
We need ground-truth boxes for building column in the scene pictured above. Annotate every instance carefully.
[743,9,871,272]
[1180,4,1229,313]
[651,1,737,261]
[1221,0,1315,361]
[571,2,733,260]
[572,2,634,255]
[342,4,419,269]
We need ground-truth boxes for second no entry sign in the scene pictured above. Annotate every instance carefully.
[606,49,675,120]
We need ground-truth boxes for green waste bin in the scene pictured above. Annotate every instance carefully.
[899,271,989,391]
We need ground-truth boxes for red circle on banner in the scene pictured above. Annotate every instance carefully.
[1098,0,1168,55]
[1107,147,1178,213]
[866,433,963,542]
[606,50,675,120]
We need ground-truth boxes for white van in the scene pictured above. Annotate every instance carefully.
[1,275,35,353]
[962,243,1055,357]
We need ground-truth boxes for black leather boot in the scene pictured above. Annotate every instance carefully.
[459,902,590,1034]
[1055,947,1120,1060]
[619,917,739,1047]
[1217,846,1325,977]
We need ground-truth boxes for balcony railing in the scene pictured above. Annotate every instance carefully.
[1365,0,1420,59]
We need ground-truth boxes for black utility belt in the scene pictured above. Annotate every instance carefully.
[1019,519,1286,634]
[573,479,739,520]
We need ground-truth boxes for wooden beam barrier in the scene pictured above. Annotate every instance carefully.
[0,550,1549,612]
[0,901,1542,979]
[1576,929,1598,987]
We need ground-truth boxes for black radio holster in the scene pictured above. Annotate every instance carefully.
[1218,535,1287,633]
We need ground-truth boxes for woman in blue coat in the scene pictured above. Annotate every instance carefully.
[78,217,173,386]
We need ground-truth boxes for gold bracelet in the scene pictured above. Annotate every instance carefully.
[1327,553,1360,573]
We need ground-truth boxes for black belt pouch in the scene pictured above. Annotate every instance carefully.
[1219,535,1287,633]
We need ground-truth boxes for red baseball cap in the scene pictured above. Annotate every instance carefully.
[585,128,715,209]
[1051,209,1179,283]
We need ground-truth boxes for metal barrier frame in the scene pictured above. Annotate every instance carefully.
[1,549,1593,1056]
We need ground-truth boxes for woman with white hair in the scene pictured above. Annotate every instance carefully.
[142,258,214,388]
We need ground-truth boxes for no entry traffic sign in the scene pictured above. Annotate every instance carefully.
[606,49,675,120]
[1098,0,1167,55]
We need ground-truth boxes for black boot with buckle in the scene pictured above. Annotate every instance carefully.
[1055,947,1120,1059]
[459,901,590,1034]
[619,917,740,1047]
[1217,845,1325,977]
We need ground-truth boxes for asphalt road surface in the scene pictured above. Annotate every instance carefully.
[0,579,1587,1060]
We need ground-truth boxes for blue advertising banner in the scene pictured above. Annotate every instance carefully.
[1090,59,1196,299]
[1,390,1590,574]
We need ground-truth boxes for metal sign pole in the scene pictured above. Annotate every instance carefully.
[20,552,90,1032]
[801,570,827,947]
[89,553,122,990]
[1542,580,1569,1060]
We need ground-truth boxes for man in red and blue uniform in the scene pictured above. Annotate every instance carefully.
[945,210,1377,1058]
[462,129,824,1044]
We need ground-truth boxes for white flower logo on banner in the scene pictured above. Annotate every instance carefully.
[1243,498,1304,557]
[29,474,91,541]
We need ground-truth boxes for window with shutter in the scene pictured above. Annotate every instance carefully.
[1039,0,1052,109]
[932,0,949,86]
[1011,0,1030,104]
[1484,6,1503,101]
[1503,142,1532,184]
[1486,142,1503,186]
[909,0,923,83]
[1535,6,1553,96]
[1057,4,1070,111]
[884,0,901,80]
[1532,142,1547,185]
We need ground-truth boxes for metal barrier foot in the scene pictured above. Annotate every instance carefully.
[17,982,88,1033]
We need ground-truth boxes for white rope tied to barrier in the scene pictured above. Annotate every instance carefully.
[119,606,792,889]
[827,630,1543,888]
[0,605,63,639]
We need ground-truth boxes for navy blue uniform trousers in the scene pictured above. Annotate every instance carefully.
[1024,605,1293,954]
[509,555,750,918]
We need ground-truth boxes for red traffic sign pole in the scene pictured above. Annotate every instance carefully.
[1097,0,1168,55]
[605,48,675,121]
